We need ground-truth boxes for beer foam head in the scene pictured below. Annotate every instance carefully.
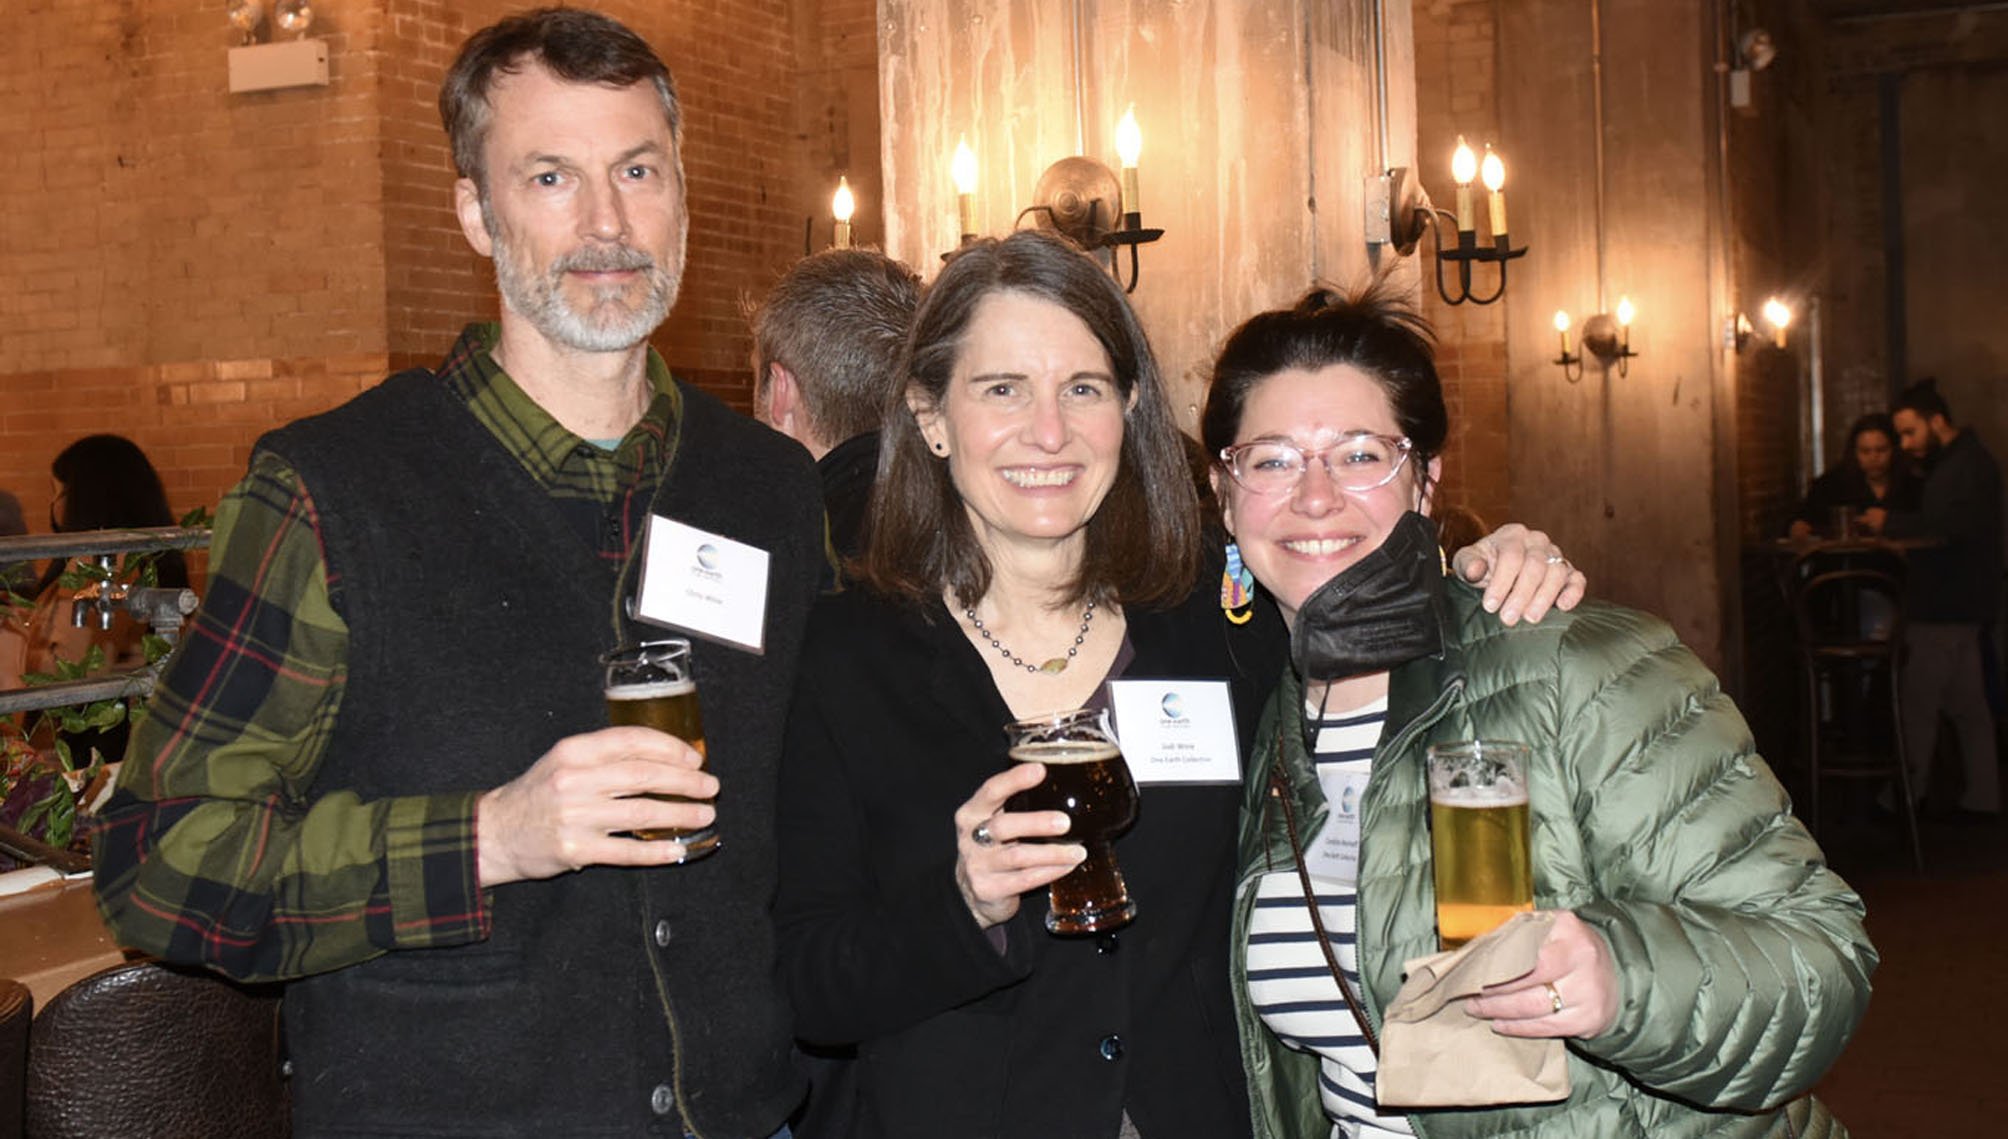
[1009,740,1121,764]
[1429,783,1528,808]
[605,679,695,700]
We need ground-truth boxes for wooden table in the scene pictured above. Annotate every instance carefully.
[0,872,127,1012]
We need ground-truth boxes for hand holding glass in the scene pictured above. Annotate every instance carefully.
[1427,740,1533,948]
[603,639,718,860]
[1003,708,1139,934]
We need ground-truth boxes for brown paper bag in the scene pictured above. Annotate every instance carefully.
[1375,911,1571,1107]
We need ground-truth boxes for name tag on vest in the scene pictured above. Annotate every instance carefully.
[1106,679,1242,785]
[633,514,771,653]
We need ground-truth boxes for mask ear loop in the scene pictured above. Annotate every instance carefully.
[1411,455,1448,577]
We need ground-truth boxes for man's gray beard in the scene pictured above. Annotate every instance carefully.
[493,237,681,353]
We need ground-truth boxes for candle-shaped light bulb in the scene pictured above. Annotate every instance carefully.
[1554,310,1573,357]
[1452,137,1478,185]
[1480,146,1507,238]
[831,176,855,249]
[1115,104,1143,217]
[1452,136,1478,233]
[1762,297,1792,348]
[951,136,978,239]
[1615,295,1635,352]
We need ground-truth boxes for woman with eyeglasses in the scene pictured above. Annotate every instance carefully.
[1206,285,1874,1139]
[771,232,1585,1139]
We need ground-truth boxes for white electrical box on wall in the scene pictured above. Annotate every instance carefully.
[228,39,329,94]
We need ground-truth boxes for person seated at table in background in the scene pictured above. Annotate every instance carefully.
[1788,412,1918,540]
[4,436,188,695]
[772,231,1586,1139]
[1206,285,1875,1139]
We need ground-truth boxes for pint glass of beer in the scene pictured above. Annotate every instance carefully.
[1003,708,1139,935]
[602,639,718,859]
[1426,740,1533,948]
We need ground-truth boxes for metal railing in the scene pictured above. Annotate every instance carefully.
[1,526,210,716]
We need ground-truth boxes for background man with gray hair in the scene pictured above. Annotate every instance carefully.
[750,248,923,561]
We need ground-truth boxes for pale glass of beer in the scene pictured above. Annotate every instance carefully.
[602,639,718,860]
[1003,708,1139,935]
[1426,740,1533,949]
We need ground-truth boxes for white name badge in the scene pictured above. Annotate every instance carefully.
[1105,679,1242,786]
[632,514,771,653]
[1304,768,1369,886]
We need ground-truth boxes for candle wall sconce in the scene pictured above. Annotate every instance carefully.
[1381,137,1528,306]
[948,109,1162,291]
[831,177,855,249]
[1726,299,1790,352]
[1017,156,1163,294]
[1761,297,1792,348]
[1554,298,1639,380]
[226,0,328,93]
[1553,311,1584,382]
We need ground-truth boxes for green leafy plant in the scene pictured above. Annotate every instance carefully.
[2,544,191,858]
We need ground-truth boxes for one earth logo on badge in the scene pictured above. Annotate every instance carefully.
[1160,693,1185,720]
[1340,785,1359,816]
[695,543,720,571]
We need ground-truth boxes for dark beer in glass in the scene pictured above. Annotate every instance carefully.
[1004,709,1138,934]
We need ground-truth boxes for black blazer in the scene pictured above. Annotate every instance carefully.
[775,575,1281,1139]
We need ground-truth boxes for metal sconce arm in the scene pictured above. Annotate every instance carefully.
[1413,207,1527,306]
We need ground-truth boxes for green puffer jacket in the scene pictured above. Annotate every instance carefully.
[1232,582,1875,1139]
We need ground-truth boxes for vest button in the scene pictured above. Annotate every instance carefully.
[1095,932,1119,955]
[1098,1034,1124,1061]
[650,1083,676,1115]
[654,920,672,947]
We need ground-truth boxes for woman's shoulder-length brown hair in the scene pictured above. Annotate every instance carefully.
[860,230,1199,611]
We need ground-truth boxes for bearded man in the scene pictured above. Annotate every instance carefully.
[93,9,820,1135]
[1862,377,2003,819]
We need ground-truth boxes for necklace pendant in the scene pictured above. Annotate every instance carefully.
[1038,657,1069,675]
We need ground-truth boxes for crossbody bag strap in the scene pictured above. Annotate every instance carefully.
[1266,763,1380,1058]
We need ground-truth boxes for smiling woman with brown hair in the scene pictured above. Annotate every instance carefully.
[1205,284,1874,1139]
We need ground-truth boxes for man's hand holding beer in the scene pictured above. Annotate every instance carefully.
[951,763,1085,930]
[476,726,715,887]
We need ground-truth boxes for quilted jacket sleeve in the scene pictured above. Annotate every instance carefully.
[1550,606,1876,1111]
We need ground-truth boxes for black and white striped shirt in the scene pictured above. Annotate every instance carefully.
[1245,698,1412,1139]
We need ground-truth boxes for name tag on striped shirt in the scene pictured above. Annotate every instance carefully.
[1305,768,1370,885]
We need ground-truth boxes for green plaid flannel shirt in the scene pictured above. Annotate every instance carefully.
[93,324,682,981]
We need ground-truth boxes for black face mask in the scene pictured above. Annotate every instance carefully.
[1288,510,1447,683]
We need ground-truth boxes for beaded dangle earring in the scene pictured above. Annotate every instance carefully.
[1221,540,1255,625]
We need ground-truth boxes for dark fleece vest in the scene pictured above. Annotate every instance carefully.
[259,371,822,1137]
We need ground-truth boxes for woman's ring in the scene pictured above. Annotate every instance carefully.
[972,821,995,847]
[1544,552,1567,565]
[1544,981,1564,1014]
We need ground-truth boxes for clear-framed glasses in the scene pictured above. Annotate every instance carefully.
[1217,431,1415,495]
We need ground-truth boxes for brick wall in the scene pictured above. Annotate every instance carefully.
[1412,0,1512,536]
[1,0,848,534]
